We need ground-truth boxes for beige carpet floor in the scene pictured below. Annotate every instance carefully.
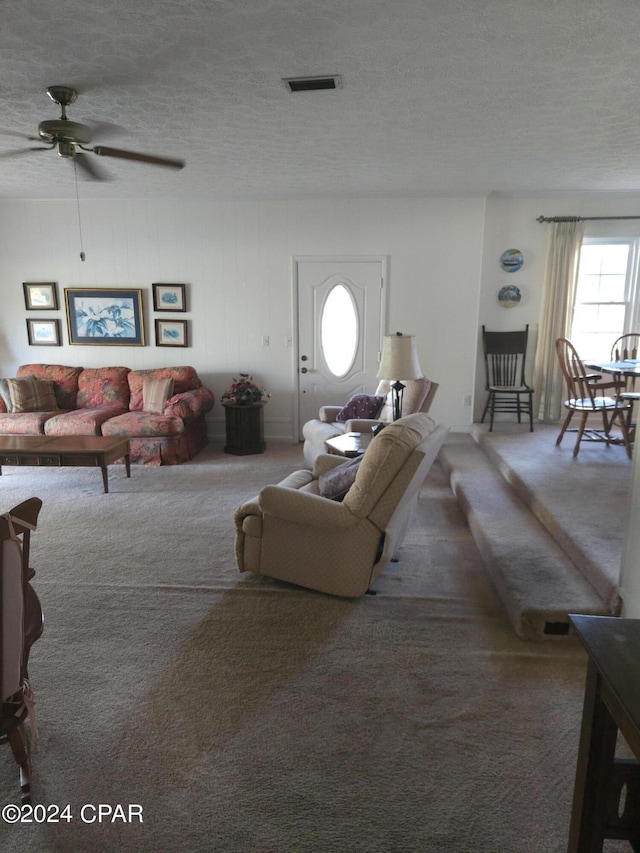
[0,439,629,852]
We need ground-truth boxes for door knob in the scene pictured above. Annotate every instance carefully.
[301,355,308,361]
[301,367,308,373]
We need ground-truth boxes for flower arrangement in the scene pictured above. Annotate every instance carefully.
[221,374,270,405]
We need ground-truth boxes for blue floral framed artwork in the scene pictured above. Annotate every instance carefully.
[155,318,188,347]
[152,283,186,312]
[65,288,145,346]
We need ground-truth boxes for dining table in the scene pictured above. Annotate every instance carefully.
[584,358,640,381]
[584,358,640,447]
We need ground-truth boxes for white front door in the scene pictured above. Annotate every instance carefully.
[295,256,387,437]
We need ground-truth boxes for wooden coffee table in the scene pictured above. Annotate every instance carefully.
[0,435,131,493]
[324,432,373,458]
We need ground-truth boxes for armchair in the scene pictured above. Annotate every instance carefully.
[235,413,449,596]
[302,376,438,467]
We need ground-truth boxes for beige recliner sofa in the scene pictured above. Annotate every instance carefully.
[301,376,438,467]
[234,413,449,597]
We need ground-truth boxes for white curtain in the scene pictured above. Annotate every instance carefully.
[532,219,586,422]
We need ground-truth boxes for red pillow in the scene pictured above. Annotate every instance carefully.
[336,394,385,422]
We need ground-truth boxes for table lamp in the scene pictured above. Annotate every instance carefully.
[377,332,423,420]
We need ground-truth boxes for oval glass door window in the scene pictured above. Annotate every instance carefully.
[320,283,359,377]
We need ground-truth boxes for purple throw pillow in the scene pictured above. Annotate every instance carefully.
[318,456,362,501]
[336,393,385,422]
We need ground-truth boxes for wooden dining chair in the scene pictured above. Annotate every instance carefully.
[555,338,633,457]
[481,325,534,431]
[1,497,43,804]
[611,333,640,362]
[611,334,640,440]
[611,335,640,437]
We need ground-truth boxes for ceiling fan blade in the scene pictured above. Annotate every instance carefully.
[92,145,184,170]
[0,128,41,142]
[74,151,108,181]
[80,120,126,144]
[0,146,52,159]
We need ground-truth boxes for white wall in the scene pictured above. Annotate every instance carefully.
[0,196,486,439]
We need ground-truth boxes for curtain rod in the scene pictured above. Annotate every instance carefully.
[536,215,640,223]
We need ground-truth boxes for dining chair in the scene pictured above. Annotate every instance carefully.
[481,325,534,431]
[611,332,640,362]
[611,333,640,404]
[555,338,632,457]
[1,497,43,804]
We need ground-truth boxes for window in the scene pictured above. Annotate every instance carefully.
[570,239,640,362]
[320,283,359,377]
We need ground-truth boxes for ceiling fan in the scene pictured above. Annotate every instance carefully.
[0,85,185,180]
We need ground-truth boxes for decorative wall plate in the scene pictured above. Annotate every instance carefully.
[498,284,522,307]
[500,249,523,272]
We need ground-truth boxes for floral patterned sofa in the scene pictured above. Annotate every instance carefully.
[0,364,214,465]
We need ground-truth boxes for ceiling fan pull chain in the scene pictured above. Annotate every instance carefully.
[73,159,86,262]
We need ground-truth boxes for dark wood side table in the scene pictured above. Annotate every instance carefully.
[568,614,640,852]
[324,432,373,457]
[222,402,266,455]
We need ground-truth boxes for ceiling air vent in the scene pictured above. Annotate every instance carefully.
[283,75,342,93]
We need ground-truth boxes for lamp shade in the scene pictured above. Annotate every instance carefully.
[377,333,422,380]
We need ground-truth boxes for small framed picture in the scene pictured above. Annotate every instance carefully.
[155,319,188,347]
[26,318,61,346]
[23,282,58,311]
[152,283,186,312]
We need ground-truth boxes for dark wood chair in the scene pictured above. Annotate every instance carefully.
[1,497,43,804]
[481,325,534,431]
[555,338,632,457]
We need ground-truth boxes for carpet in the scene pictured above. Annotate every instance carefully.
[439,425,630,639]
[473,423,631,609]
[0,440,624,852]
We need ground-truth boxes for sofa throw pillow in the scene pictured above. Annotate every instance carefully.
[142,377,175,414]
[0,375,36,412]
[6,377,59,413]
[336,393,385,423]
[318,456,362,501]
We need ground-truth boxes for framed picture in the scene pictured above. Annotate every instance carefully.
[152,283,186,312]
[23,282,58,311]
[155,318,188,347]
[65,288,145,346]
[26,318,61,346]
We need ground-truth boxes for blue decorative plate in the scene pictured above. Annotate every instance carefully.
[498,284,522,307]
[500,249,524,272]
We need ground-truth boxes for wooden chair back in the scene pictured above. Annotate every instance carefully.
[482,326,529,389]
[611,333,640,361]
[611,333,640,392]
[556,337,603,406]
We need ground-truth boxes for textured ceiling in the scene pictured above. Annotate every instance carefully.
[1,0,640,200]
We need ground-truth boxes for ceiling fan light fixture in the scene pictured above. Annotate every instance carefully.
[283,75,342,92]
[56,140,75,159]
